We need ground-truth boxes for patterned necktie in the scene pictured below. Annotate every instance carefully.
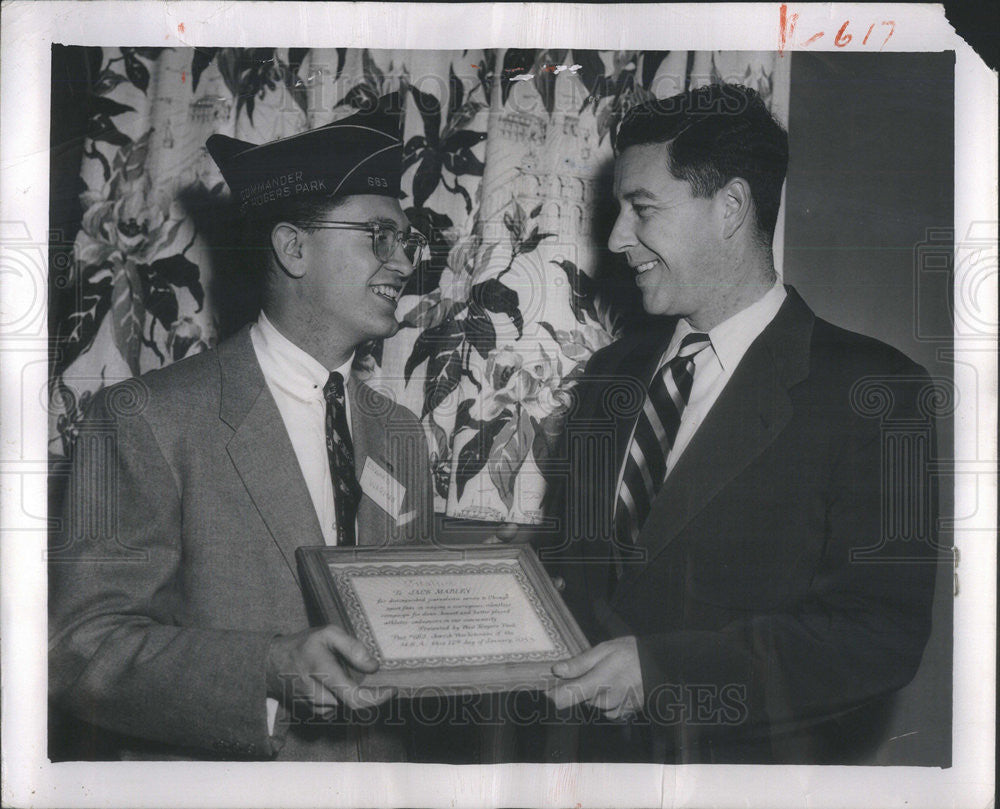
[615,332,712,545]
[323,371,362,546]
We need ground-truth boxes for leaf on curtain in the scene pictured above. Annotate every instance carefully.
[412,151,444,208]
[399,292,442,330]
[53,266,113,377]
[573,49,607,111]
[470,277,522,338]
[167,318,208,363]
[287,48,309,78]
[532,49,567,115]
[214,49,240,98]
[190,48,219,93]
[93,69,130,96]
[133,48,168,61]
[352,338,384,375]
[88,114,131,147]
[121,49,151,93]
[443,149,484,178]
[88,94,135,118]
[402,135,426,172]
[362,49,385,89]
[463,309,496,360]
[442,129,486,152]
[148,254,205,311]
[284,48,311,114]
[503,197,527,241]
[455,415,510,501]
[518,226,555,256]
[404,317,464,384]
[141,270,179,337]
[110,260,146,376]
[448,65,464,119]
[596,104,614,144]
[641,51,670,91]
[475,51,496,105]
[423,347,462,417]
[339,83,379,111]
[454,397,486,434]
[488,407,534,509]
[409,85,442,148]
[500,49,536,106]
[403,207,455,296]
[550,259,597,324]
[234,48,280,125]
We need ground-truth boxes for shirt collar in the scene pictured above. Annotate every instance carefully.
[664,281,786,373]
[707,282,786,373]
[252,310,354,402]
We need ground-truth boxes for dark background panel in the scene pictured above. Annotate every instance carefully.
[784,51,954,767]
[784,51,954,382]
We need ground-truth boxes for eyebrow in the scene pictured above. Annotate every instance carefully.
[369,216,404,228]
[621,188,658,203]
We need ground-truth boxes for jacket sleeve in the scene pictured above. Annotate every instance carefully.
[48,388,279,757]
[629,372,939,738]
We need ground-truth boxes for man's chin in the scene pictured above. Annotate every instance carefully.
[363,318,400,343]
[640,295,675,318]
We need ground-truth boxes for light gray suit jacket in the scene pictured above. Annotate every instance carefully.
[49,326,434,760]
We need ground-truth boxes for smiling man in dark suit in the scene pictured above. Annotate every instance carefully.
[49,95,435,760]
[542,83,940,764]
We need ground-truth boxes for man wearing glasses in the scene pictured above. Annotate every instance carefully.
[49,95,435,761]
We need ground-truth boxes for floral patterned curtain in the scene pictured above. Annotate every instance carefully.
[49,47,789,521]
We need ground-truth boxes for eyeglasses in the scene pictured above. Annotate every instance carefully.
[303,220,428,265]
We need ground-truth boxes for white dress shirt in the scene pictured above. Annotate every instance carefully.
[250,310,354,547]
[660,282,787,476]
[250,311,355,736]
[614,282,787,511]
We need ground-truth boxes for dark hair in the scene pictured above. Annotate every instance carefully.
[240,194,348,274]
[614,83,789,243]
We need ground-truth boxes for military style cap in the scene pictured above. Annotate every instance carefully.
[206,93,403,216]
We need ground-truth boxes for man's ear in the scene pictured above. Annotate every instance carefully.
[270,222,307,278]
[720,178,753,240]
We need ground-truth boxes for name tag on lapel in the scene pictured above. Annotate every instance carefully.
[360,457,406,521]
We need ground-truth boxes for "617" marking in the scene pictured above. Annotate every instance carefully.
[779,4,896,56]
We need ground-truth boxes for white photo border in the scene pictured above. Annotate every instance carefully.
[1,3,995,808]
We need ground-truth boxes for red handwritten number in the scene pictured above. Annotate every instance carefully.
[780,6,894,53]
[881,21,895,49]
[779,3,788,55]
[835,21,851,47]
[778,3,799,56]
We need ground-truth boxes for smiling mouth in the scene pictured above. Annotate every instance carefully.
[370,283,402,304]
[632,260,658,274]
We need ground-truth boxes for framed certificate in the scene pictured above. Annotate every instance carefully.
[296,543,590,695]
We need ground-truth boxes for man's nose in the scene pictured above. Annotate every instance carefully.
[607,211,634,254]
[386,244,416,277]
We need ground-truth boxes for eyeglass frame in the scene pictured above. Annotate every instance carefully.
[300,220,428,265]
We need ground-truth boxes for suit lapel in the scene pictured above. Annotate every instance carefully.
[615,288,814,595]
[219,328,324,584]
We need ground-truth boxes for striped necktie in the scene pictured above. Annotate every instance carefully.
[323,371,363,546]
[615,332,712,545]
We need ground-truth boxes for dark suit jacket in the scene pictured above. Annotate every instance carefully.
[543,287,940,763]
[48,326,434,761]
